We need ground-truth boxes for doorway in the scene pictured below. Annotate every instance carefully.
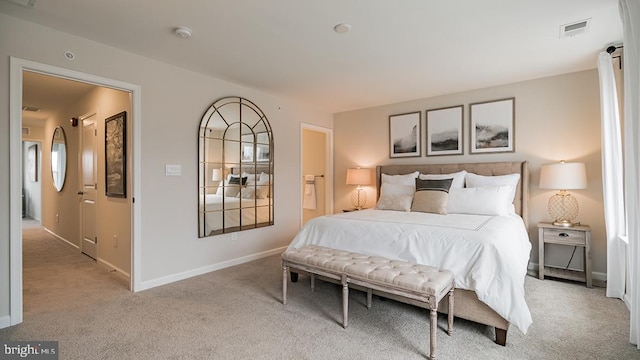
[9,57,142,326]
[300,124,333,226]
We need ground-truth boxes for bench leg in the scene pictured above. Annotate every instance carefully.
[430,308,437,360]
[290,271,298,283]
[342,274,349,328]
[447,288,454,336]
[366,289,372,310]
[282,263,288,305]
[310,274,315,292]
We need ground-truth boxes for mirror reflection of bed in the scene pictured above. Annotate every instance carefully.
[198,96,274,237]
[286,161,530,346]
[202,165,273,236]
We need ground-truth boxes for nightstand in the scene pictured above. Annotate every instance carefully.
[538,222,592,288]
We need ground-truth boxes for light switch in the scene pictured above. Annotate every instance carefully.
[165,164,181,176]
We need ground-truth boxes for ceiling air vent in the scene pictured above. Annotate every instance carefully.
[560,19,591,39]
[22,106,41,112]
[7,0,36,8]
[22,127,30,135]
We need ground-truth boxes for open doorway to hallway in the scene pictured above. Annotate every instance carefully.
[8,57,141,327]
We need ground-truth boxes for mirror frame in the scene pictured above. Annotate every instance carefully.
[51,126,68,192]
[198,96,274,237]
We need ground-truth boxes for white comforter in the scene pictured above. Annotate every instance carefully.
[287,209,532,334]
[202,194,271,234]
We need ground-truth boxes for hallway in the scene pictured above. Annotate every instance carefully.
[20,220,129,319]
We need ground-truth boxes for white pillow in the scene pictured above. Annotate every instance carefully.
[254,174,271,199]
[241,172,257,183]
[419,170,467,189]
[381,171,419,186]
[465,172,520,202]
[379,182,415,197]
[447,186,514,216]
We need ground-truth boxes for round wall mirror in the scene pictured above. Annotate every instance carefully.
[51,126,67,192]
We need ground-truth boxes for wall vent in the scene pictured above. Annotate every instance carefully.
[560,19,591,39]
[22,127,30,135]
[22,106,41,112]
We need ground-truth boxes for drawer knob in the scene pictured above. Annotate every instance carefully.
[559,233,569,237]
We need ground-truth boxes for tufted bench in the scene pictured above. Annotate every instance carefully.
[281,245,454,360]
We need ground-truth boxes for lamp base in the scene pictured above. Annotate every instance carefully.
[351,188,367,209]
[548,191,580,227]
[552,220,580,227]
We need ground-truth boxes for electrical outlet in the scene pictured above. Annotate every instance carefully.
[113,235,118,248]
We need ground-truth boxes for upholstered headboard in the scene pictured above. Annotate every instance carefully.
[376,161,529,228]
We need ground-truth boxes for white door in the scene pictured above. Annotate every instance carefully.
[80,114,98,259]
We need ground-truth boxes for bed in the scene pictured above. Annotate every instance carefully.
[287,161,532,345]
[202,194,273,235]
[200,167,274,236]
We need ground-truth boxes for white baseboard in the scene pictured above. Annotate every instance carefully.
[138,246,288,291]
[43,228,79,249]
[0,315,11,329]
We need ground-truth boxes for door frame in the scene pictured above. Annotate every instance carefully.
[9,57,143,326]
[299,123,334,227]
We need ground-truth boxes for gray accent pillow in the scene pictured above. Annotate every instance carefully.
[411,178,453,214]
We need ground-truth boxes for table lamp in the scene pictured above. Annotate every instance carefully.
[346,168,371,210]
[212,168,222,182]
[539,161,587,227]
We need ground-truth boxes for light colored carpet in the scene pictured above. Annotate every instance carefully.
[1,224,637,359]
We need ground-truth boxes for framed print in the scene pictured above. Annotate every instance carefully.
[426,105,463,156]
[27,144,38,181]
[389,111,421,158]
[105,111,126,197]
[470,97,515,154]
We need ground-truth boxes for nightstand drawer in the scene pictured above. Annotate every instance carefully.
[543,228,586,245]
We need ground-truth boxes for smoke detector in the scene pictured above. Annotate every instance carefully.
[333,23,352,34]
[174,26,193,39]
[560,19,591,39]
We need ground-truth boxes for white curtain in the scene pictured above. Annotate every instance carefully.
[619,0,640,348]
[598,51,626,300]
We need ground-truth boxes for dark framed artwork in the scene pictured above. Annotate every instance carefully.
[389,111,421,158]
[105,111,126,197]
[27,144,38,182]
[470,97,515,154]
[426,105,463,156]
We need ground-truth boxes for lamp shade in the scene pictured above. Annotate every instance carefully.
[346,168,371,185]
[539,162,587,190]
[212,168,223,181]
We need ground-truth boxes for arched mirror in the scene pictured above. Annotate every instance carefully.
[51,126,67,192]
[198,96,274,237]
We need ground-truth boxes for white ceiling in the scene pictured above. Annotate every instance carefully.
[2,0,623,114]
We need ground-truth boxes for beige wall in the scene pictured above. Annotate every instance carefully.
[0,13,333,323]
[334,69,606,277]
